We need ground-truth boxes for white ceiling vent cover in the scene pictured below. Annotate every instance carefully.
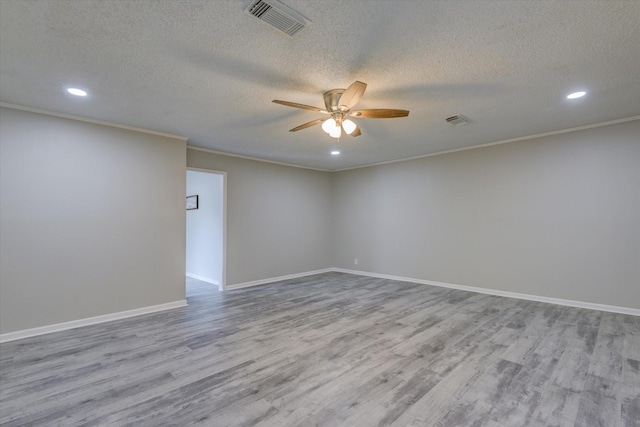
[445,114,470,126]
[244,0,309,36]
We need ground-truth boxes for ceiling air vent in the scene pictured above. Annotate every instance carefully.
[445,114,470,126]
[244,0,309,37]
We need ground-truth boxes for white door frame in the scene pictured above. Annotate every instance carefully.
[186,167,227,290]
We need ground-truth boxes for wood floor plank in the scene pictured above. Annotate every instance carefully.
[0,272,638,426]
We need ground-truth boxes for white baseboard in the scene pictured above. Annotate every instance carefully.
[3,268,637,344]
[186,272,220,289]
[332,268,640,316]
[228,267,639,316]
[0,300,188,343]
[227,268,334,290]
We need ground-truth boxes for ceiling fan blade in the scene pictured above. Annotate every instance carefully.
[289,118,327,132]
[273,100,328,113]
[350,109,410,118]
[349,124,361,137]
[338,81,367,110]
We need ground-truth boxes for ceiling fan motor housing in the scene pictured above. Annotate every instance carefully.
[323,89,345,112]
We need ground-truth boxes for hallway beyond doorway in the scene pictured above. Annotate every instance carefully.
[186,169,225,290]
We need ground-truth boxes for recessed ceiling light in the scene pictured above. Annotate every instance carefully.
[331,150,340,155]
[67,88,87,97]
[567,91,586,99]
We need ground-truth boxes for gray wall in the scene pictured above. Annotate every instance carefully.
[186,170,224,287]
[0,107,187,334]
[332,120,640,309]
[2,105,637,336]
[187,149,333,286]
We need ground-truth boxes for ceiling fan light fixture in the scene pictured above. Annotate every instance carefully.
[272,80,409,139]
[322,118,337,134]
[342,119,356,135]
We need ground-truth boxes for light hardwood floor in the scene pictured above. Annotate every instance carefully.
[1,272,638,426]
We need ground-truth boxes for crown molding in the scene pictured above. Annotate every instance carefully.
[333,116,640,172]
[0,102,188,141]
[187,145,330,172]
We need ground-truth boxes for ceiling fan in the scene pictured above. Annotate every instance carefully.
[273,81,409,139]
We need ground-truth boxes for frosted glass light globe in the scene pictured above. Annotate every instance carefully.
[322,118,337,134]
[329,126,342,138]
[342,119,356,135]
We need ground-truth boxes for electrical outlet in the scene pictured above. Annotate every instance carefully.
[354,258,358,265]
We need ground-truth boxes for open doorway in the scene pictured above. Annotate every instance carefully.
[186,168,226,293]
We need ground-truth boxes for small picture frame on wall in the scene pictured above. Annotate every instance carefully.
[186,195,199,210]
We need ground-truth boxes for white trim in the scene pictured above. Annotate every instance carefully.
[332,268,640,316]
[188,116,639,172]
[0,102,188,141]
[221,267,640,315]
[227,268,334,290]
[187,145,329,172]
[0,300,188,343]
[5,103,635,172]
[333,116,640,171]
[186,167,227,290]
[186,272,220,289]
[2,268,637,343]
[187,167,227,175]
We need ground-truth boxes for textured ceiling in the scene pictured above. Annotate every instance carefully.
[1,0,639,170]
